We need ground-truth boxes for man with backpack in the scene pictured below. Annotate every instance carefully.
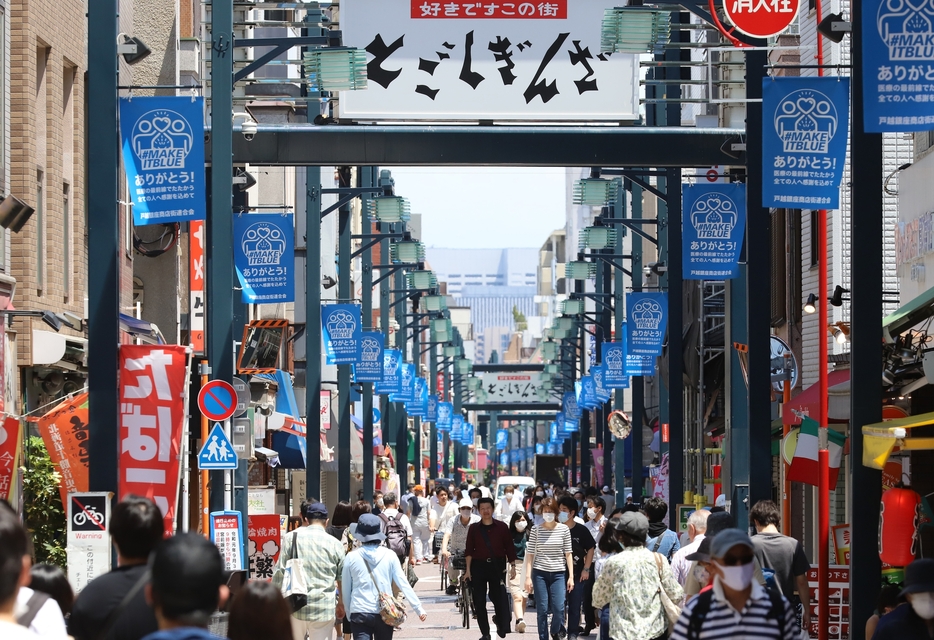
[671,529,799,640]
[378,493,414,567]
[643,497,681,562]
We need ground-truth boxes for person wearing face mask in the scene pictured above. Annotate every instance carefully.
[497,486,525,522]
[528,487,545,511]
[671,529,797,640]
[524,497,574,640]
[582,497,607,636]
[469,487,484,515]
[530,497,545,527]
[557,497,596,640]
[874,558,934,640]
[592,512,683,640]
[440,498,480,596]
[508,512,532,633]
[592,517,621,640]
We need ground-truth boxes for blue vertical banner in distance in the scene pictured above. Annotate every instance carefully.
[321,304,362,364]
[353,331,384,383]
[762,77,849,207]
[375,349,402,395]
[118,96,206,225]
[682,183,746,279]
[626,292,668,356]
[601,342,630,388]
[234,214,295,303]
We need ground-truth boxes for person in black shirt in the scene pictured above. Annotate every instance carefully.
[466,497,518,640]
[69,496,163,640]
[558,496,595,640]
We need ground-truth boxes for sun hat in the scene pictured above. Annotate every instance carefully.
[355,514,386,543]
[900,558,934,596]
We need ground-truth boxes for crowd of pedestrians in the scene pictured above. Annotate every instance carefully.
[3,485,934,640]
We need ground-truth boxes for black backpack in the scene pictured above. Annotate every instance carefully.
[409,495,422,518]
[378,512,410,560]
[686,588,787,640]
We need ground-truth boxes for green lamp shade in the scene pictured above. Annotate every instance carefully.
[555,316,576,331]
[467,377,481,391]
[541,340,558,360]
[431,318,451,333]
[475,389,488,403]
[406,270,438,290]
[601,8,671,55]
[424,295,447,312]
[456,358,472,375]
[390,240,425,264]
[303,48,368,91]
[545,363,559,374]
[541,380,553,390]
[560,299,584,315]
[580,226,618,250]
[444,345,459,358]
[541,372,553,383]
[565,261,596,280]
[366,196,411,223]
[432,330,450,343]
[572,178,620,206]
[552,327,569,340]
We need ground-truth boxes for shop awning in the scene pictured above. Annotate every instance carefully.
[861,411,934,469]
[883,284,934,342]
[781,369,851,425]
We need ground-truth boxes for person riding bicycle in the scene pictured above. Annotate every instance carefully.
[441,497,480,595]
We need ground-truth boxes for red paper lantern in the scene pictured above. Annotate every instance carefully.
[879,487,922,567]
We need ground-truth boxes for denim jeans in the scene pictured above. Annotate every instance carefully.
[532,569,566,640]
[349,612,394,640]
[564,573,584,638]
[599,605,610,640]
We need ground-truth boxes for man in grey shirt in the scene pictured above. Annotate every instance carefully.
[749,500,812,630]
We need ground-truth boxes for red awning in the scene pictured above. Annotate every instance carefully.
[782,369,851,425]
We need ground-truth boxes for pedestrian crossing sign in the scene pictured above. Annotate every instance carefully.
[198,423,239,470]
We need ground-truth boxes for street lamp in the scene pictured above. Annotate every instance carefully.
[565,261,597,280]
[366,196,411,223]
[555,316,576,332]
[560,299,585,315]
[456,358,473,375]
[468,377,481,391]
[303,48,368,91]
[423,294,447,312]
[406,270,438,290]
[829,321,850,344]
[601,7,671,55]
[803,293,819,314]
[580,225,618,250]
[390,240,426,264]
[541,340,558,361]
[444,345,461,358]
[573,178,620,206]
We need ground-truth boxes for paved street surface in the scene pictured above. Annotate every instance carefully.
[395,561,538,640]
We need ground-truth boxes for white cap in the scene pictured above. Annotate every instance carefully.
[458,497,474,509]
[715,494,727,507]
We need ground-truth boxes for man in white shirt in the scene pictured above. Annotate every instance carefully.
[410,485,432,564]
[671,509,710,586]
[15,587,66,639]
[379,493,414,566]
[430,487,458,563]
[585,496,608,545]
[0,504,40,639]
[495,485,525,521]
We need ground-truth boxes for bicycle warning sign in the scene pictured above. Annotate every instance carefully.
[66,491,112,594]
[70,494,108,531]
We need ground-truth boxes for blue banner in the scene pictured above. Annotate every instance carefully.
[547,444,558,455]
[564,418,580,433]
[353,331,384,383]
[426,394,439,423]
[682,183,746,279]
[627,293,668,356]
[436,401,454,431]
[500,452,509,468]
[462,422,474,445]
[563,392,581,420]
[391,364,417,403]
[118,96,205,225]
[862,3,934,132]
[234,214,294,303]
[576,376,599,410]
[536,443,545,454]
[602,342,630,388]
[762,78,850,206]
[592,366,612,403]
[496,429,508,450]
[375,350,402,396]
[322,304,362,364]
[550,422,559,443]
[407,378,428,417]
[451,415,464,440]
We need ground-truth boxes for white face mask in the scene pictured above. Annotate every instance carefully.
[536,491,544,497]
[912,593,934,620]
[515,520,528,532]
[505,493,514,500]
[716,561,755,591]
[472,498,479,506]
[587,508,597,520]
[542,512,556,523]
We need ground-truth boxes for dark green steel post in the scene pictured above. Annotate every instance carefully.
[305,169,322,498]
[87,0,120,493]
[394,252,408,482]
[337,167,353,502]
[379,221,392,487]
[429,343,438,480]
[361,166,378,502]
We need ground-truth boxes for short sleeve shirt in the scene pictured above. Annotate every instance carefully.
[568,522,596,578]
[750,533,810,598]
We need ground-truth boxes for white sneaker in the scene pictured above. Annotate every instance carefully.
[517,619,526,633]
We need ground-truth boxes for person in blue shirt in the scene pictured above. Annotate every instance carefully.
[141,533,228,640]
[642,497,680,562]
[341,514,428,640]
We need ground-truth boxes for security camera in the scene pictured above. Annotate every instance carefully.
[241,119,257,141]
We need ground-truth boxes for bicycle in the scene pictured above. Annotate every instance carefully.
[440,553,449,592]
[460,574,474,629]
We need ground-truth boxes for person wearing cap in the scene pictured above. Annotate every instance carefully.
[671,510,711,586]
[683,537,715,597]
[441,497,481,595]
[141,533,229,640]
[340,514,427,640]
[682,512,768,600]
[873,558,934,640]
[272,501,347,640]
[591,511,683,640]
[671,529,797,640]
[600,486,615,515]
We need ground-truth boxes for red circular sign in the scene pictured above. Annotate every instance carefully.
[722,0,799,39]
[198,380,238,422]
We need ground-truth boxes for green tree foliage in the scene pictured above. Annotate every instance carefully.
[22,436,67,567]
[512,305,528,331]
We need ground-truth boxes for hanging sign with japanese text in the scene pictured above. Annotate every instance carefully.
[563,392,581,420]
[496,429,509,450]
[119,345,190,534]
[591,365,612,402]
[723,0,799,39]
[189,220,206,353]
[481,371,542,402]
[247,514,282,581]
[682,183,746,279]
[0,418,20,502]
[66,492,112,593]
[354,331,385,383]
[119,96,205,225]
[391,363,417,403]
[407,378,429,417]
[322,304,362,365]
[37,393,90,507]
[620,321,656,376]
[211,511,245,571]
[427,394,439,422]
[462,422,475,445]
[234,214,294,304]
[602,341,630,388]
[762,77,849,208]
[341,0,640,122]
[437,401,454,431]
[863,0,934,132]
[626,293,668,356]
[451,414,465,440]
[576,376,599,410]
[375,349,403,395]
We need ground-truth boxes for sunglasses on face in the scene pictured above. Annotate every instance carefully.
[718,554,754,566]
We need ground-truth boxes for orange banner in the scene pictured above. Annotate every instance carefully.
[37,393,90,506]
[0,417,21,501]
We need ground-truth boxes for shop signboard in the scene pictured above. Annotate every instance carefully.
[806,565,849,640]
[247,514,282,580]
[481,371,541,402]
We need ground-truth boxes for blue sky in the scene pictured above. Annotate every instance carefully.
[388,167,567,249]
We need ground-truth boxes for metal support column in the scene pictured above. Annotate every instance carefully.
[490,412,499,480]
[379,220,392,486]
[87,0,120,494]
[429,344,439,481]
[848,4,884,634]
[630,181,645,499]
[306,168,322,498]
[411,305,421,481]
[665,166,684,520]
[337,167,353,502]
[395,256,409,482]
[361,166,378,502]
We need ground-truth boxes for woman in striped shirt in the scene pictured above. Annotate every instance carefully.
[523,497,574,640]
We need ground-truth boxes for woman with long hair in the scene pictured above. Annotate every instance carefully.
[327,500,353,540]
[523,497,573,640]
[228,580,292,640]
[508,511,532,633]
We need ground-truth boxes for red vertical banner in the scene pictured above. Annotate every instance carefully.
[118,345,190,534]
[247,514,282,580]
[189,221,205,353]
[36,394,90,506]
[0,417,21,501]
